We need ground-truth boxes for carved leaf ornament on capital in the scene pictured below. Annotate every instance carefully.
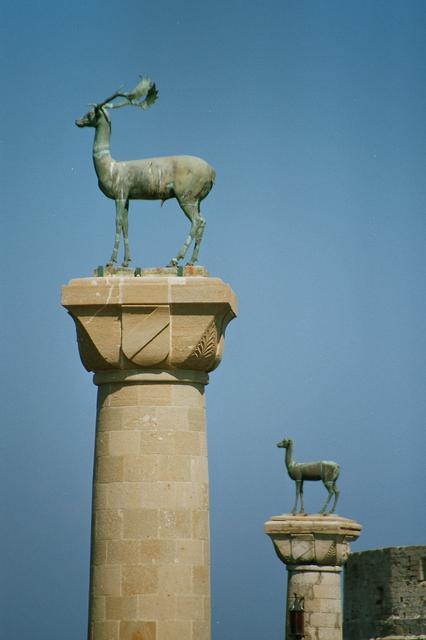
[69,303,233,373]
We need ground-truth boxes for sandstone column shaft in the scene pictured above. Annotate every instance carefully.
[91,377,210,640]
[286,565,342,640]
[62,275,237,640]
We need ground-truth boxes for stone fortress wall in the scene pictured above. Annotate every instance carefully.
[343,545,426,640]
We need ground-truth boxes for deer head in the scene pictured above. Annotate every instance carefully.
[75,106,109,128]
[277,438,292,448]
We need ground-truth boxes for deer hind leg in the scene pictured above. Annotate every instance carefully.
[109,199,126,265]
[329,482,340,514]
[320,481,334,514]
[121,199,132,267]
[188,206,206,265]
[168,201,198,266]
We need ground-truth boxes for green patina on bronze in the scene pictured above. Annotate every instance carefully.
[76,77,215,268]
[276,438,340,515]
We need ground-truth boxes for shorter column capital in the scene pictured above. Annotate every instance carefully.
[264,514,362,567]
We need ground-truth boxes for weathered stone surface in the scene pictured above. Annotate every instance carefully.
[63,275,237,640]
[265,514,362,640]
[344,545,426,640]
[89,381,211,638]
[62,276,237,373]
[265,514,362,566]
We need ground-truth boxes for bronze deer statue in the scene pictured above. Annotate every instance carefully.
[277,438,340,515]
[76,77,215,267]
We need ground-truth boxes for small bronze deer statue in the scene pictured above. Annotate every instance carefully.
[76,77,215,267]
[277,438,340,515]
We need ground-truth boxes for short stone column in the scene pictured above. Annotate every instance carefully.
[62,274,237,640]
[264,515,362,640]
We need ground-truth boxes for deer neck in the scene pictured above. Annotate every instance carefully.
[92,113,114,183]
[285,443,295,473]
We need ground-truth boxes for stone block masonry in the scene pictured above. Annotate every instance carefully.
[62,275,237,640]
[344,545,426,640]
[264,514,362,640]
[91,379,210,640]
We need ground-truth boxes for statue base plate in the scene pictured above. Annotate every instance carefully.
[93,264,209,277]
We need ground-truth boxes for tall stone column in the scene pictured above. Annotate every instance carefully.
[264,515,362,640]
[62,274,237,640]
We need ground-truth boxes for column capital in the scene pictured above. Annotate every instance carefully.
[62,275,237,375]
[264,514,362,567]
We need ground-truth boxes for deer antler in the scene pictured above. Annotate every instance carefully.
[95,77,158,111]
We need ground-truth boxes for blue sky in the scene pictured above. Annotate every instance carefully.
[1,1,425,638]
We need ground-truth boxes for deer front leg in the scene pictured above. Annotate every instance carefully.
[109,200,125,265]
[121,199,132,267]
[291,480,302,515]
[299,481,305,514]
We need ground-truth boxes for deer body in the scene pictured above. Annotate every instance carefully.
[277,438,340,515]
[96,154,214,203]
[76,78,215,267]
